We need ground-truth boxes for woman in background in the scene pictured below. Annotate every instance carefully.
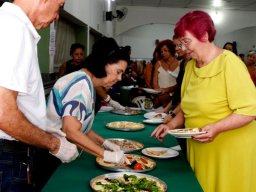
[222,41,238,55]
[58,43,85,78]
[152,39,179,108]
[151,10,256,192]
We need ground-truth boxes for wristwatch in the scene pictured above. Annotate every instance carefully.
[168,110,176,118]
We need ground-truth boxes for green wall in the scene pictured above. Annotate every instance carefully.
[38,27,50,73]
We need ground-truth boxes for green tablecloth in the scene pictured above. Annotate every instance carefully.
[42,112,203,192]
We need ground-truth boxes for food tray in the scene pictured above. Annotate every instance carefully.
[111,108,142,116]
[90,172,167,192]
[107,138,144,153]
[106,121,145,131]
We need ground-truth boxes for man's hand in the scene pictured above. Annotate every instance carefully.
[50,135,79,163]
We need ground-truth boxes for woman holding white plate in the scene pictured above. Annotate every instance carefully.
[151,10,256,192]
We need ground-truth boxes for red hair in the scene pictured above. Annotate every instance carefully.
[174,10,216,42]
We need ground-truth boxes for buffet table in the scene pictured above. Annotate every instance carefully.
[42,111,203,192]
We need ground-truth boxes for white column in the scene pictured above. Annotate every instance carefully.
[48,22,56,73]
[105,0,115,37]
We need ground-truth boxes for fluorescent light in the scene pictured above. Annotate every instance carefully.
[213,0,222,7]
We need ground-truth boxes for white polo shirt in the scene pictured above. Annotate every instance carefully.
[0,3,47,140]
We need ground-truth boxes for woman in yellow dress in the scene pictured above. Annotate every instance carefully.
[151,10,256,192]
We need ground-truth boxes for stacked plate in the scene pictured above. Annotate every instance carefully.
[143,112,167,124]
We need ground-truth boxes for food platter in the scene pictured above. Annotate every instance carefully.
[144,112,167,119]
[142,88,161,94]
[111,108,142,116]
[142,147,179,159]
[106,121,145,131]
[98,106,114,112]
[96,154,156,173]
[90,172,167,192]
[167,128,206,138]
[106,138,144,153]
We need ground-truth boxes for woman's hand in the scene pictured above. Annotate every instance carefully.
[103,140,121,151]
[163,114,173,124]
[157,88,167,94]
[150,124,171,142]
[192,124,220,143]
[103,150,130,164]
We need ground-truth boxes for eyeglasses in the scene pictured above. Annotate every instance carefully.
[175,38,192,50]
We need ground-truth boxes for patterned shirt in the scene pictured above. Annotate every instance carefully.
[47,71,95,133]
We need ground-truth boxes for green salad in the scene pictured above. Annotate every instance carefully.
[95,174,164,192]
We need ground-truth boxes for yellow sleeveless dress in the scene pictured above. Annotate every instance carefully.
[181,50,256,192]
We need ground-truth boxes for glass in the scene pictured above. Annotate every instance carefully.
[144,98,152,109]
[175,38,192,51]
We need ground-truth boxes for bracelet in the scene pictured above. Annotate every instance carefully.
[168,110,176,118]
[104,95,111,103]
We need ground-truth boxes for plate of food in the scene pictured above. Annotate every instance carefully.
[106,121,145,131]
[98,106,114,112]
[143,118,163,124]
[142,88,161,94]
[106,138,144,153]
[121,85,135,90]
[142,147,179,159]
[167,128,206,138]
[111,108,142,115]
[96,154,156,172]
[144,112,167,119]
[90,172,167,192]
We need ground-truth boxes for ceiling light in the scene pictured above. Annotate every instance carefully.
[213,0,222,7]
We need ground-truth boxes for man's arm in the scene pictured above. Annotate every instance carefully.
[0,86,59,154]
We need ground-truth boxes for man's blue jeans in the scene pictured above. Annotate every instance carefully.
[0,142,34,192]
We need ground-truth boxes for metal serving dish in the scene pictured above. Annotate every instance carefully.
[111,108,142,116]
[90,172,167,192]
[96,154,156,173]
[105,121,145,132]
[106,138,144,153]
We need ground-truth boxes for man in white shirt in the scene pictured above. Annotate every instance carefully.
[0,0,78,191]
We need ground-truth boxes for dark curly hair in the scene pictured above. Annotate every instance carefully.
[156,39,176,58]
[69,43,85,56]
[84,37,130,78]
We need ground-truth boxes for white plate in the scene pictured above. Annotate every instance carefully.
[142,88,161,94]
[143,119,163,124]
[98,106,114,112]
[142,147,179,159]
[144,112,167,119]
[167,128,206,138]
[121,85,134,90]
[170,145,181,151]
